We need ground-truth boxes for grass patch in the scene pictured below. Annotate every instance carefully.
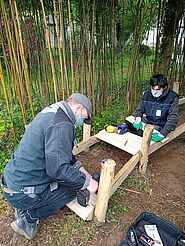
[53,215,96,246]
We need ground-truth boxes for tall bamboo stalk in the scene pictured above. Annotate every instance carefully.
[0,58,17,141]
[40,0,58,102]
[14,0,35,117]
[53,0,65,100]
[67,0,74,93]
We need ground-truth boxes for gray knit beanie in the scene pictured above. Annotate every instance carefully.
[69,93,92,124]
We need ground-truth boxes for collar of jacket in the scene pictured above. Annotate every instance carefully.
[57,101,76,125]
[149,86,170,101]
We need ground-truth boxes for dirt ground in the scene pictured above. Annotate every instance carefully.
[0,105,184,246]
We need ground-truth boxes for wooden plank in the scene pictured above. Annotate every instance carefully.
[73,135,100,155]
[94,159,116,223]
[110,153,140,196]
[96,130,140,155]
[173,82,179,93]
[83,123,91,141]
[149,123,185,154]
[139,125,154,174]
[66,193,96,221]
[179,97,185,105]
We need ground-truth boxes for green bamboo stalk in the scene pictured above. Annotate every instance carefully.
[40,0,58,102]
[0,58,17,141]
[67,0,74,93]
[53,0,65,100]
[1,0,27,125]
[59,0,69,97]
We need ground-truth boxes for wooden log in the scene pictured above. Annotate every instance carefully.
[173,81,180,94]
[73,135,100,155]
[83,123,91,141]
[149,123,185,154]
[94,159,116,223]
[179,97,185,105]
[110,152,140,196]
[139,124,154,174]
[66,193,96,221]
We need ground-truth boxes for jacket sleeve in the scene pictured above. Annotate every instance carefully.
[160,96,179,137]
[45,122,90,190]
[133,95,145,118]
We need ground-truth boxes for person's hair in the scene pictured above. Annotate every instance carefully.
[150,74,168,88]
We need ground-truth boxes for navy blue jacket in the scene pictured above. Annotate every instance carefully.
[133,88,179,137]
[4,102,89,193]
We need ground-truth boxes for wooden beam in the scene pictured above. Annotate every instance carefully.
[94,159,116,223]
[149,123,185,154]
[139,124,154,174]
[110,153,140,196]
[96,130,140,155]
[173,81,179,93]
[179,97,185,105]
[66,193,96,221]
[83,123,91,141]
[73,135,100,155]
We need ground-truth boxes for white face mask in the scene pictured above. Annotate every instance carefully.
[151,89,163,98]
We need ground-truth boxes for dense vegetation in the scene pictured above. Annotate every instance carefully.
[0,0,185,173]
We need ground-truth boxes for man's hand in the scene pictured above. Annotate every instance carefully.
[79,166,91,179]
[152,132,165,142]
[132,117,143,130]
[87,178,98,193]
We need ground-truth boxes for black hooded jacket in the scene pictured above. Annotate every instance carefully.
[133,87,179,137]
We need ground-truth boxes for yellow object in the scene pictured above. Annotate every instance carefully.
[105,125,117,133]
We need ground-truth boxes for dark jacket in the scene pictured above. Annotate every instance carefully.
[133,87,179,137]
[4,101,90,193]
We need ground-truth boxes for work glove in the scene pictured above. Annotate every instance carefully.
[132,117,143,130]
[152,132,165,142]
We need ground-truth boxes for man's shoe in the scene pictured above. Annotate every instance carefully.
[10,214,39,240]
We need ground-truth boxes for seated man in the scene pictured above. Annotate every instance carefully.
[131,74,179,142]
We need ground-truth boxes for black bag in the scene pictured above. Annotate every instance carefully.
[119,212,185,246]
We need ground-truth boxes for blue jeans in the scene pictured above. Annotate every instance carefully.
[3,183,76,222]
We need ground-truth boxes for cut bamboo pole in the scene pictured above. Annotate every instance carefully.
[94,159,116,223]
[83,123,91,141]
[173,81,179,93]
[139,124,154,174]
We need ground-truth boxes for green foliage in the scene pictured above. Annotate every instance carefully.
[0,112,13,175]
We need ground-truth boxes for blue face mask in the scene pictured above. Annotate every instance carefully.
[151,89,163,98]
[75,108,84,127]
[75,116,84,127]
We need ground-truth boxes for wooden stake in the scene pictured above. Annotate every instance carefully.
[139,124,154,174]
[94,159,116,223]
[83,123,91,141]
[173,81,179,94]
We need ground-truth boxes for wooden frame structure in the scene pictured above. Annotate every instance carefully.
[67,90,185,224]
